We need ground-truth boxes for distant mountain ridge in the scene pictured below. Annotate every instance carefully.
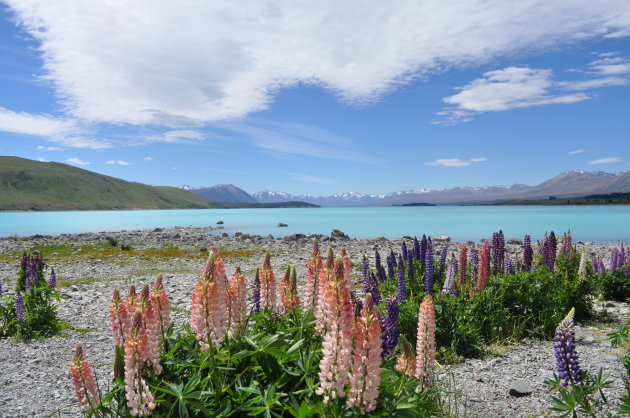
[221,170,630,206]
[185,184,257,203]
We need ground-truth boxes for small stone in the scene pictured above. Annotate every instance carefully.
[331,229,349,239]
[509,380,532,397]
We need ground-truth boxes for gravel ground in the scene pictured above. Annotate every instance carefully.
[0,227,627,417]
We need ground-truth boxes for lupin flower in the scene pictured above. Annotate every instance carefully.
[438,244,448,274]
[382,296,400,356]
[252,268,261,314]
[505,258,515,275]
[259,251,277,311]
[363,270,381,305]
[125,285,140,314]
[124,313,156,416]
[279,265,300,314]
[150,275,171,338]
[522,235,533,272]
[190,252,227,351]
[226,267,248,335]
[304,239,322,311]
[412,237,420,259]
[419,235,427,264]
[442,259,459,297]
[109,289,130,346]
[361,255,369,285]
[0,279,3,297]
[341,248,353,289]
[374,250,386,282]
[561,230,573,257]
[401,241,408,262]
[425,242,434,294]
[316,249,336,335]
[70,344,100,412]
[492,230,505,274]
[387,251,396,281]
[469,248,479,285]
[15,291,26,322]
[316,258,354,404]
[578,249,587,280]
[553,308,582,387]
[458,243,467,285]
[407,251,415,282]
[48,267,57,288]
[395,255,406,304]
[140,285,162,375]
[477,243,490,290]
[347,293,382,414]
[396,335,417,378]
[415,295,436,390]
[543,231,557,272]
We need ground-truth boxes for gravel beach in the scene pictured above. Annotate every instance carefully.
[0,226,627,417]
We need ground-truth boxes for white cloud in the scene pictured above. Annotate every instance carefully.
[36,157,48,162]
[147,130,205,143]
[37,145,63,151]
[560,76,630,90]
[5,1,630,126]
[436,67,590,123]
[586,157,622,165]
[105,160,132,165]
[0,106,111,149]
[568,149,586,154]
[65,157,91,165]
[426,157,488,167]
[143,156,153,161]
[288,172,339,184]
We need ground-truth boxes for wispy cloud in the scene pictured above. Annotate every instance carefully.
[214,120,383,165]
[568,149,586,154]
[287,172,339,184]
[37,145,63,151]
[5,1,630,126]
[36,157,48,162]
[143,156,153,161]
[426,157,488,167]
[0,106,110,149]
[147,130,205,143]
[105,160,132,165]
[586,157,623,165]
[66,157,91,166]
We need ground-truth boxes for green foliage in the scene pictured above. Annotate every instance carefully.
[0,253,65,340]
[545,369,613,417]
[608,318,630,415]
[594,270,630,302]
[92,310,444,417]
[392,254,595,360]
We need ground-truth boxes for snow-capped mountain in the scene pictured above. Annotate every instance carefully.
[184,170,630,206]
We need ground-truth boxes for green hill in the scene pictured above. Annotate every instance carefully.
[0,156,223,211]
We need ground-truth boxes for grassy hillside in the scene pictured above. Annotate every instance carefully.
[0,156,222,211]
[489,192,630,206]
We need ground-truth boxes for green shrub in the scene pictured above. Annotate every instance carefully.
[595,270,630,302]
[0,252,64,340]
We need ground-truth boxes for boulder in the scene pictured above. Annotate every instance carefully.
[284,233,307,241]
[216,220,224,225]
[277,223,288,227]
[508,380,532,397]
[331,229,350,239]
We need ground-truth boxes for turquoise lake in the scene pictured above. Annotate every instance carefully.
[0,206,628,242]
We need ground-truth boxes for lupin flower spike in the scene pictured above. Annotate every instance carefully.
[316,257,354,404]
[48,267,57,288]
[15,291,26,322]
[397,255,407,304]
[458,243,467,285]
[151,275,171,338]
[523,234,533,271]
[70,344,101,412]
[553,308,582,387]
[190,251,227,351]
[124,312,156,416]
[304,239,322,311]
[226,266,248,335]
[425,241,434,294]
[110,288,129,346]
[347,293,382,414]
[382,296,400,356]
[259,251,277,311]
[578,248,587,280]
[140,284,162,375]
[415,295,436,390]
[252,268,261,314]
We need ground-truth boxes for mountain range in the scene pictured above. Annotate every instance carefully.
[185,170,630,206]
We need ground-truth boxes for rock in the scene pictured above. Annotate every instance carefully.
[284,233,306,241]
[509,380,532,397]
[434,235,451,242]
[277,223,288,227]
[508,238,522,245]
[216,220,224,225]
[153,228,163,232]
[331,229,349,239]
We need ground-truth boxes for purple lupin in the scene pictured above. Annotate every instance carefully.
[382,297,400,357]
[48,268,57,288]
[425,241,434,295]
[15,291,26,321]
[553,308,582,387]
[397,255,406,304]
[522,235,533,272]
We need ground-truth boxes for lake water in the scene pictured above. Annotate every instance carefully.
[0,206,628,243]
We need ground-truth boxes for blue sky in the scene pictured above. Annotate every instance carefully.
[1,1,630,195]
